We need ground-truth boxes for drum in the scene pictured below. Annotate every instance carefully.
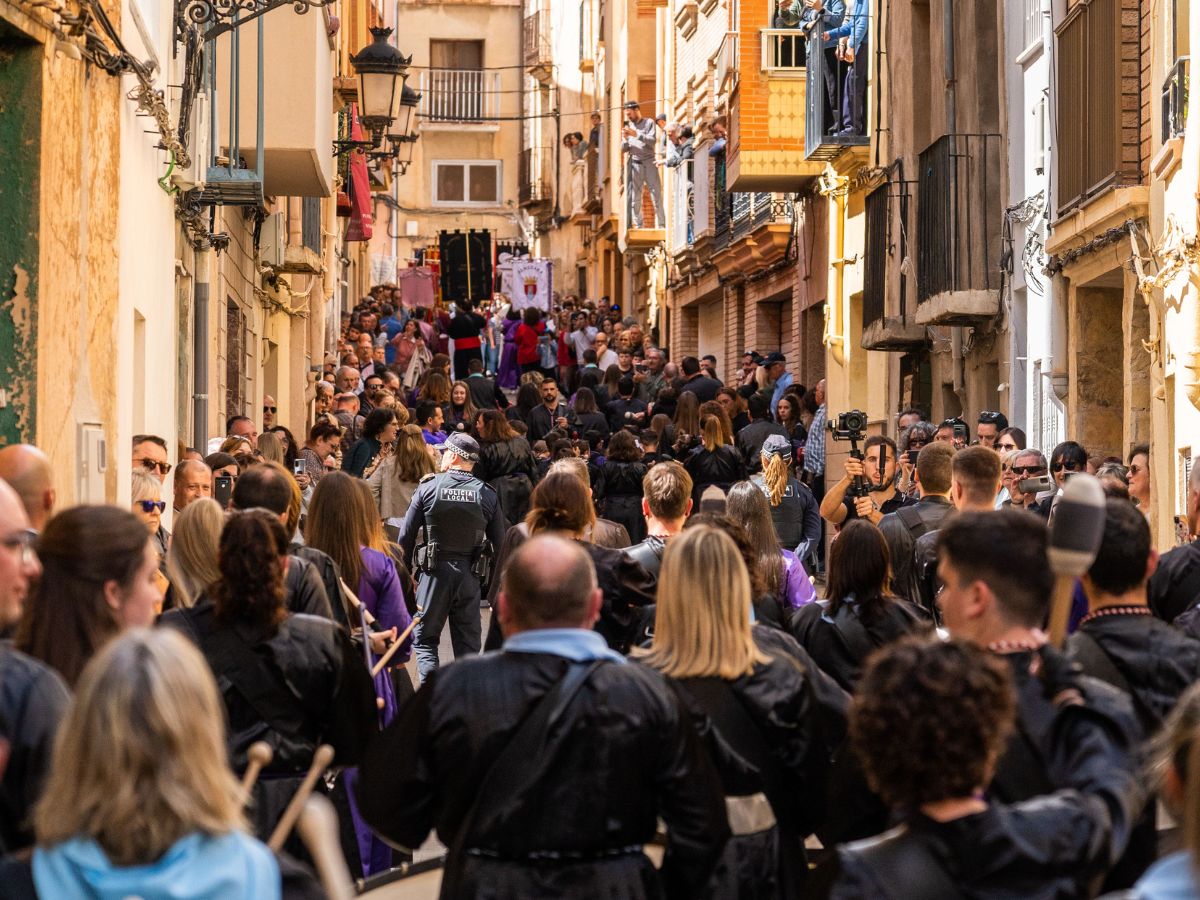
[358,857,446,899]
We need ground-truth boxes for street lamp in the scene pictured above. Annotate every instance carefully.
[351,26,410,145]
[385,85,421,174]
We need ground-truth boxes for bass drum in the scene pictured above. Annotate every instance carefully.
[358,857,446,899]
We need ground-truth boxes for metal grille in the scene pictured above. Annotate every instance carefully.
[302,197,321,253]
[225,301,245,417]
[916,133,1002,303]
[804,20,869,159]
[519,147,551,204]
[418,69,500,121]
[523,11,551,70]
[761,29,806,71]
[713,151,731,248]
[862,184,887,328]
[1023,0,1043,49]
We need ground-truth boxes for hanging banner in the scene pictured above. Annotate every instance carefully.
[397,267,436,308]
[510,258,553,311]
[345,104,374,242]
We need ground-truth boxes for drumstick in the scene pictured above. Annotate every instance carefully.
[370,614,422,678]
[1046,473,1107,647]
[340,579,380,629]
[240,741,273,805]
[268,744,335,851]
[294,795,355,900]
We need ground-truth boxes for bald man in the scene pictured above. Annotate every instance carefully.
[0,445,55,532]
[358,535,728,897]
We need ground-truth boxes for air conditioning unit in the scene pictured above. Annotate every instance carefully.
[259,212,286,268]
[172,91,210,191]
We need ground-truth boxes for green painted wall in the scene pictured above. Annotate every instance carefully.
[0,26,41,443]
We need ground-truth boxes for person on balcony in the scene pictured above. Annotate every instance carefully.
[802,0,847,134]
[665,127,694,169]
[562,131,588,162]
[824,0,868,135]
[620,101,664,229]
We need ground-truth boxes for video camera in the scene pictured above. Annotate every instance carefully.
[827,409,876,499]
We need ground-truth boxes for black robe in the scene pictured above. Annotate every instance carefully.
[596,460,650,544]
[815,648,1145,899]
[356,649,730,899]
[666,627,849,899]
[160,601,377,846]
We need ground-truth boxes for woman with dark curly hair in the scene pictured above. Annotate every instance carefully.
[595,430,648,543]
[159,509,376,852]
[789,520,930,691]
[342,406,400,478]
[817,637,1144,897]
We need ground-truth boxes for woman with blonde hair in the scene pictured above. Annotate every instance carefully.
[256,431,286,465]
[637,526,846,898]
[698,400,735,448]
[367,423,436,520]
[683,414,746,505]
[164,498,224,609]
[0,629,322,898]
[751,435,821,559]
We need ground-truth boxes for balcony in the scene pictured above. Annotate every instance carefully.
[1054,0,1141,215]
[668,160,694,256]
[417,69,502,126]
[579,0,594,72]
[519,146,552,208]
[725,29,823,190]
[804,29,869,162]
[524,10,552,80]
[860,183,926,350]
[1162,57,1189,139]
[914,134,1003,326]
[712,190,793,277]
[210,10,334,200]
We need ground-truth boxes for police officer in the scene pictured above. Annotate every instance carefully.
[398,432,507,681]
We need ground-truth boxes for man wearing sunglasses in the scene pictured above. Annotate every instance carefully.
[262,394,277,430]
[132,434,172,484]
[1006,449,1049,511]
[975,410,1009,448]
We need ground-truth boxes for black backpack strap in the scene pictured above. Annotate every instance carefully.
[896,504,929,537]
[829,603,879,662]
[441,660,605,895]
[849,826,964,899]
[1068,630,1133,696]
[199,625,312,739]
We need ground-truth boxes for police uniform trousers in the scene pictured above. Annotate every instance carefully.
[414,554,483,681]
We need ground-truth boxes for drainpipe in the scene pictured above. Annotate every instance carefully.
[942,0,966,411]
[822,176,848,367]
[192,245,211,449]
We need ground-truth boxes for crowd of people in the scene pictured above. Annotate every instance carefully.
[2,287,1200,899]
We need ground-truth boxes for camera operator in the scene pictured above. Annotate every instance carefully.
[819,434,913,527]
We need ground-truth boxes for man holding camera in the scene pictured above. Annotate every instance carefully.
[819,434,913,526]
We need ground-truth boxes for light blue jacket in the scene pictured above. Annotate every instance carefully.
[826,0,868,52]
[33,832,281,900]
[1130,851,1199,899]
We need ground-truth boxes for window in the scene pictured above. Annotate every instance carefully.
[1023,0,1043,51]
[432,161,502,206]
[430,40,483,69]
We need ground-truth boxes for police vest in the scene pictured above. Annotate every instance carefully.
[755,476,807,548]
[425,472,489,555]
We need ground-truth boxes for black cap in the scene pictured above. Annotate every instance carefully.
[623,101,641,110]
[761,351,786,366]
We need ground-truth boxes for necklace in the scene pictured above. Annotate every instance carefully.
[986,629,1047,654]
[1078,605,1153,627]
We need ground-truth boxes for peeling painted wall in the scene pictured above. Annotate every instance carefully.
[0,30,41,443]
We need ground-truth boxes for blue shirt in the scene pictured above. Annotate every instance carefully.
[826,0,868,51]
[503,628,627,664]
[770,372,794,420]
[803,404,827,475]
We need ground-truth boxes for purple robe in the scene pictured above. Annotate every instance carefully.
[780,549,818,608]
[348,547,413,877]
[497,317,521,390]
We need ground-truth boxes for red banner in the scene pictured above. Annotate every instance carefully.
[345,103,374,242]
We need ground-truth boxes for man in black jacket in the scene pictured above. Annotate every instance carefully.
[677,355,722,404]
[464,358,508,411]
[735,393,788,473]
[937,510,1148,889]
[358,535,728,898]
[1148,454,1200,622]
[0,478,70,854]
[625,461,693,577]
[526,378,573,444]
